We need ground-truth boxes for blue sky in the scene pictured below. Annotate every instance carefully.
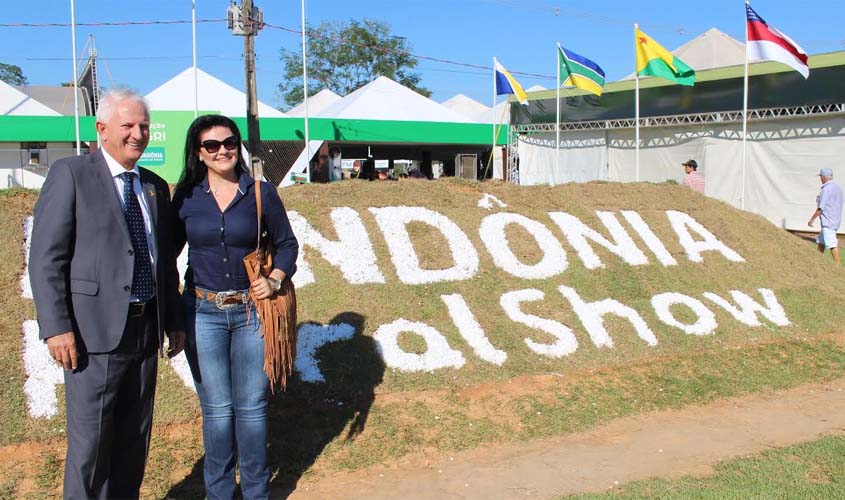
[2,1,843,111]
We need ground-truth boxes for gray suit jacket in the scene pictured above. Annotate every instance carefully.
[30,149,183,353]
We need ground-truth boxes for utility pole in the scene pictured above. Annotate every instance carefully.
[227,1,265,179]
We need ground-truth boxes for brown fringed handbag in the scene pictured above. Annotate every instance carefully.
[243,180,297,393]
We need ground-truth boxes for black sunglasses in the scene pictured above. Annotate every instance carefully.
[201,136,239,153]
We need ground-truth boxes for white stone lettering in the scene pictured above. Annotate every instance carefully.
[370,206,479,285]
[295,322,356,382]
[703,288,790,326]
[558,285,658,347]
[666,210,745,263]
[22,320,63,418]
[21,216,33,299]
[288,208,386,288]
[621,210,678,266]
[441,293,507,365]
[549,211,648,270]
[651,292,718,336]
[373,318,466,372]
[478,212,568,279]
[500,289,578,357]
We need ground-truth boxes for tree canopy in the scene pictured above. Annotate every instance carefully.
[0,63,28,86]
[278,19,429,109]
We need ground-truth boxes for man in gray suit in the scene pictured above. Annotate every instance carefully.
[30,89,185,499]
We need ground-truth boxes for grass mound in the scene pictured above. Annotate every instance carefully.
[2,179,844,498]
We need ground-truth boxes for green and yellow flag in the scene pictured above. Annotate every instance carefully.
[634,27,695,86]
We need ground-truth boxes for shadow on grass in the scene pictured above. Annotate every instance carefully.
[164,311,384,499]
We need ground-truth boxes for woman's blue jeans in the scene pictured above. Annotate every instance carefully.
[184,293,270,500]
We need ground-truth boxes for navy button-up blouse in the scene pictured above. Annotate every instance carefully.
[172,171,298,292]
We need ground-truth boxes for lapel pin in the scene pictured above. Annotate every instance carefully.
[148,189,156,198]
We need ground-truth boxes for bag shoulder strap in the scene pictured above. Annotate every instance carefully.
[255,179,263,250]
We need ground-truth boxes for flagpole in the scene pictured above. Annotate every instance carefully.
[301,0,311,183]
[192,0,198,118]
[492,57,497,179]
[634,24,640,183]
[70,0,81,155]
[556,43,561,183]
[741,1,750,210]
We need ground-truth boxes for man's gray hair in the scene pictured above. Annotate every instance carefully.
[96,89,150,123]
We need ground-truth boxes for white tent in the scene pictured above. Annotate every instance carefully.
[527,85,547,92]
[286,89,342,117]
[315,76,474,123]
[0,80,60,116]
[283,77,483,186]
[145,67,287,117]
[441,94,489,121]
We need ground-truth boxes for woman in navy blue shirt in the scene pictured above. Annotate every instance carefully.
[172,114,298,500]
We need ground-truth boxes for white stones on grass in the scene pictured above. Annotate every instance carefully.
[651,293,718,336]
[370,206,479,285]
[373,319,466,372]
[295,322,356,383]
[22,320,63,418]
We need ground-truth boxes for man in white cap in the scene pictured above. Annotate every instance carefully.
[808,167,842,263]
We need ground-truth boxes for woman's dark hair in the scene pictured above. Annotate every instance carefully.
[175,114,247,194]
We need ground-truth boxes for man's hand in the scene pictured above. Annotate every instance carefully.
[46,332,78,370]
[167,330,186,358]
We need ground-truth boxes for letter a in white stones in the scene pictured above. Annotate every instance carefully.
[287,208,386,288]
[703,288,790,327]
[370,207,479,285]
[478,212,568,279]
[558,285,657,348]
[372,318,466,372]
[665,211,745,263]
[548,211,648,270]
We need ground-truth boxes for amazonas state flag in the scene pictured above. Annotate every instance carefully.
[558,45,606,96]
[746,4,809,79]
[635,27,695,86]
[494,60,529,105]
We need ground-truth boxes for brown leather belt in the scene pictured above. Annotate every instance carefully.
[190,288,249,310]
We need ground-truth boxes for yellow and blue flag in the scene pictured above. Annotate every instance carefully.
[494,60,528,105]
[558,45,605,96]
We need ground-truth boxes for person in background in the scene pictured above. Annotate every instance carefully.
[29,89,184,499]
[172,114,299,499]
[681,159,705,194]
[808,167,843,264]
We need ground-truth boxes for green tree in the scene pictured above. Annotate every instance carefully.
[278,19,430,109]
[0,63,27,86]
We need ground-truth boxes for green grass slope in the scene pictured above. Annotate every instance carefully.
[2,180,845,498]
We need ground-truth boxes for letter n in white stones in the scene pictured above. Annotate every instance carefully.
[478,212,567,279]
[370,207,479,285]
[500,289,578,357]
[665,211,745,263]
[558,286,657,347]
[372,319,466,372]
[287,208,386,288]
[548,211,648,270]
[442,294,507,365]
[703,288,790,327]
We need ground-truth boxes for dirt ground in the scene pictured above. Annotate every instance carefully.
[289,377,845,500]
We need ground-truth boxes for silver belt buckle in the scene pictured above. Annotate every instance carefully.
[215,290,245,310]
